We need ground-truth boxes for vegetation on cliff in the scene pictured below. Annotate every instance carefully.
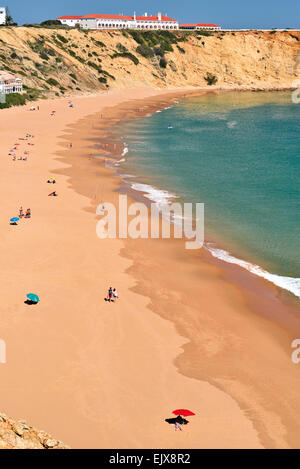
[0,27,298,104]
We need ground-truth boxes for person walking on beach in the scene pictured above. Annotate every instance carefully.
[113,288,118,301]
[19,207,24,218]
[107,287,113,302]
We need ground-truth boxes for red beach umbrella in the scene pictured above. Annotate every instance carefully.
[172,409,195,417]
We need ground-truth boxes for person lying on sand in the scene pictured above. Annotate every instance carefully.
[165,415,189,431]
[48,191,57,197]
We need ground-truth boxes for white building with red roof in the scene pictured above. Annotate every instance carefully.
[0,71,23,94]
[56,15,84,27]
[179,23,221,30]
[57,12,179,30]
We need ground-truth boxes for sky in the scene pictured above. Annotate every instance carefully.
[5,0,300,29]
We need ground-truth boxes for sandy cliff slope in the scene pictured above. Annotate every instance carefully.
[0,27,299,98]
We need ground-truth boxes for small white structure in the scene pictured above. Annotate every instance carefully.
[0,6,8,25]
[56,15,82,27]
[57,12,179,30]
[0,71,23,94]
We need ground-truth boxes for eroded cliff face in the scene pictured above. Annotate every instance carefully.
[0,412,69,449]
[0,27,299,99]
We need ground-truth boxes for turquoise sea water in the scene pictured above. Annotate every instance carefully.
[113,92,300,298]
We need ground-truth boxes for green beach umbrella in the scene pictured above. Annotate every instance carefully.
[26,293,40,303]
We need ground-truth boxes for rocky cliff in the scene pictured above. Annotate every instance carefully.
[0,27,299,100]
[0,412,68,449]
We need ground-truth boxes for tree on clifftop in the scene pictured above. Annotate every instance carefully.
[5,11,17,26]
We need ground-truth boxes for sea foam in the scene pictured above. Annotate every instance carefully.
[206,245,300,299]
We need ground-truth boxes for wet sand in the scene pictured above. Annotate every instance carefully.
[0,87,299,448]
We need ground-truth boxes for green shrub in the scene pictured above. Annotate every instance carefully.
[39,51,49,60]
[159,57,167,68]
[176,45,185,53]
[0,92,26,109]
[46,48,56,56]
[98,76,107,83]
[56,34,68,43]
[24,88,42,101]
[154,47,164,57]
[87,60,101,70]
[111,52,139,65]
[116,43,127,52]
[46,77,59,86]
[93,40,106,48]
[40,20,61,26]
[99,69,115,80]
[197,29,213,36]
[204,72,218,85]
[136,44,154,58]
[69,72,77,80]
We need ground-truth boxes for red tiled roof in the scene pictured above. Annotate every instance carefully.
[57,15,82,19]
[179,23,220,27]
[196,23,220,27]
[81,14,132,20]
[78,13,177,22]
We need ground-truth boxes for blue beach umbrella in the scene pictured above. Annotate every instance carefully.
[10,217,20,223]
[26,293,40,303]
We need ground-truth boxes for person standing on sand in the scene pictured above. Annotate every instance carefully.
[113,288,118,301]
[19,207,24,218]
[107,287,113,302]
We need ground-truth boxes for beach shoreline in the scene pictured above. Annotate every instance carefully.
[0,87,300,449]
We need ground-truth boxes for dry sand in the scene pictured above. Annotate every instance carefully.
[0,88,299,449]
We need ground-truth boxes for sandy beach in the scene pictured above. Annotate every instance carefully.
[0,87,300,449]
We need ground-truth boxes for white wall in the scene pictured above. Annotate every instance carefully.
[82,18,179,30]
[59,18,81,27]
[0,7,7,25]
